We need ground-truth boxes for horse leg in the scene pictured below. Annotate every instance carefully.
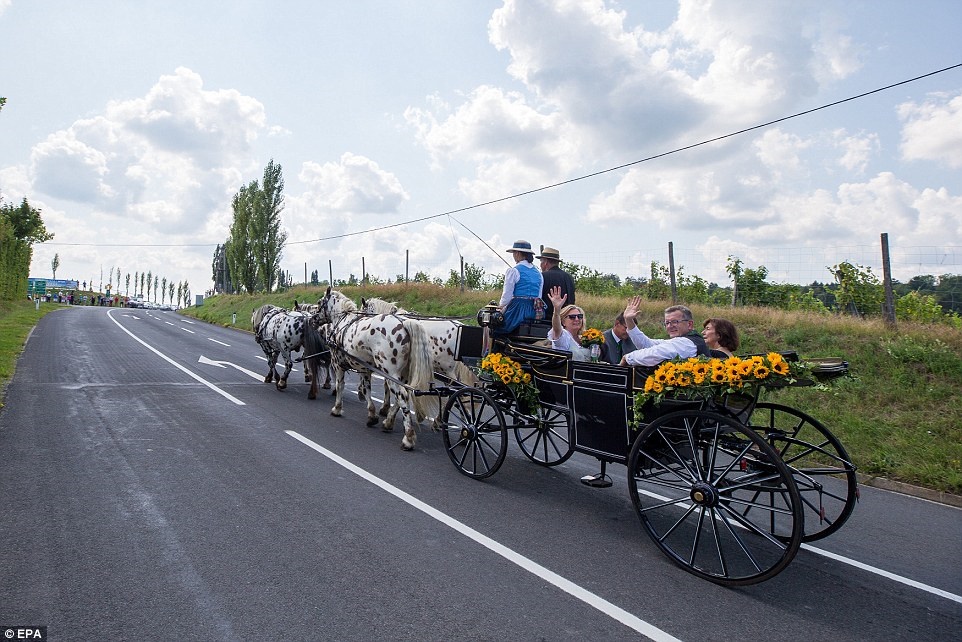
[276,352,292,390]
[322,365,332,389]
[307,359,318,400]
[362,372,380,427]
[330,364,345,417]
[398,390,418,451]
[381,382,404,431]
[378,378,391,417]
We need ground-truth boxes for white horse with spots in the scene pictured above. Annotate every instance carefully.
[360,296,477,428]
[315,288,434,450]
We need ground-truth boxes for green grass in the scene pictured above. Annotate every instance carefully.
[3,285,961,495]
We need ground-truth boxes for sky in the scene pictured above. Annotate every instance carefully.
[2,0,961,299]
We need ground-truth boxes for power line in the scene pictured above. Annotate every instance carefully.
[42,63,962,250]
[288,62,962,245]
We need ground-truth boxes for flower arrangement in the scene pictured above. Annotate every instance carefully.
[580,327,606,348]
[634,352,808,408]
[477,352,540,411]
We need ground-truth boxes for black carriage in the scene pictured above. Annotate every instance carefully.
[433,323,857,586]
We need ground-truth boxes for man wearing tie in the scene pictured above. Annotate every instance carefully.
[602,311,640,364]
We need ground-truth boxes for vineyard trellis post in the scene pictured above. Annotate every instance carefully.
[668,242,677,304]
[881,232,897,327]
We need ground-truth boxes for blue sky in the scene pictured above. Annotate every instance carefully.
[2,0,960,297]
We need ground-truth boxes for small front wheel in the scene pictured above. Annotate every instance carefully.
[440,387,508,479]
[514,402,573,467]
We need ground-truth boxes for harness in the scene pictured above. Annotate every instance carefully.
[255,306,284,345]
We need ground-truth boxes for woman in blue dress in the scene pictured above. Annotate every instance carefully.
[493,240,544,335]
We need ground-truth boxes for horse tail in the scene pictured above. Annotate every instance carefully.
[402,318,435,421]
[301,318,330,370]
[453,360,478,386]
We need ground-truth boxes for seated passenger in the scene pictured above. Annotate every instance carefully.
[545,285,595,361]
[602,310,641,364]
[702,317,739,358]
[619,298,711,367]
[492,240,545,336]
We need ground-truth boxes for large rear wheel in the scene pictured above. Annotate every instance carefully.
[440,387,508,480]
[628,409,804,586]
[748,402,858,542]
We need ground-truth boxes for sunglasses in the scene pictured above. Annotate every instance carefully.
[566,313,584,320]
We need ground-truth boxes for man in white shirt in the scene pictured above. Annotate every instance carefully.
[619,297,711,367]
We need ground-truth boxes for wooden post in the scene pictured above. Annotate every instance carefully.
[668,242,678,303]
[328,260,333,287]
[406,250,409,283]
[881,233,897,327]
[460,256,465,293]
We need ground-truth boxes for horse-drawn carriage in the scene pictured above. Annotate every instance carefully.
[431,320,856,586]
[307,289,856,586]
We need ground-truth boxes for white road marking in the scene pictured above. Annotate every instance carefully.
[286,430,681,642]
[207,338,231,347]
[635,487,962,604]
[180,327,195,334]
[198,355,263,381]
[106,309,244,405]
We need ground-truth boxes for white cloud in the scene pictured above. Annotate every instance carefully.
[297,153,408,215]
[898,90,962,168]
[23,67,266,238]
[833,129,879,173]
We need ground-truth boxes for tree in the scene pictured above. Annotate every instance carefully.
[153,276,159,303]
[222,160,288,294]
[161,277,167,304]
[168,282,175,307]
[227,183,257,293]
[125,273,131,296]
[1,197,53,245]
[145,271,152,301]
[250,159,287,293]
[140,272,146,298]
[51,253,60,280]
[831,261,884,318]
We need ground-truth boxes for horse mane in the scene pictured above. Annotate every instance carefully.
[329,289,358,314]
[251,304,278,332]
[361,297,406,315]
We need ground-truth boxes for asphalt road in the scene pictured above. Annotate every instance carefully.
[1,306,960,641]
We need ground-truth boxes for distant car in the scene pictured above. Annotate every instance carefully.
[127,297,144,308]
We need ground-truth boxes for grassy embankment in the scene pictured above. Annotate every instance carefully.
[3,284,960,496]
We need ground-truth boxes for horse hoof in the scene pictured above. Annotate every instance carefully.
[264,376,273,383]
[401,443,414,451]
[277,380,287,390]
[381,425,395,433]
[308,392,317,400]
[366,417,379,427]
[331,409,342,417]
[323,383,331,389]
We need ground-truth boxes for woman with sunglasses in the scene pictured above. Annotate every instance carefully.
[545,285,596,361]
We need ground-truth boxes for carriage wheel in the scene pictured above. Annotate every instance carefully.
[748,402,858,542]
[627,409,804,586]
[513,401,574,467]
[440,387,508,480]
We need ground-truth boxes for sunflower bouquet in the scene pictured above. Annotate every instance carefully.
[580,327,606,348]
[477,352,540,411]
[634,352,808,408]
